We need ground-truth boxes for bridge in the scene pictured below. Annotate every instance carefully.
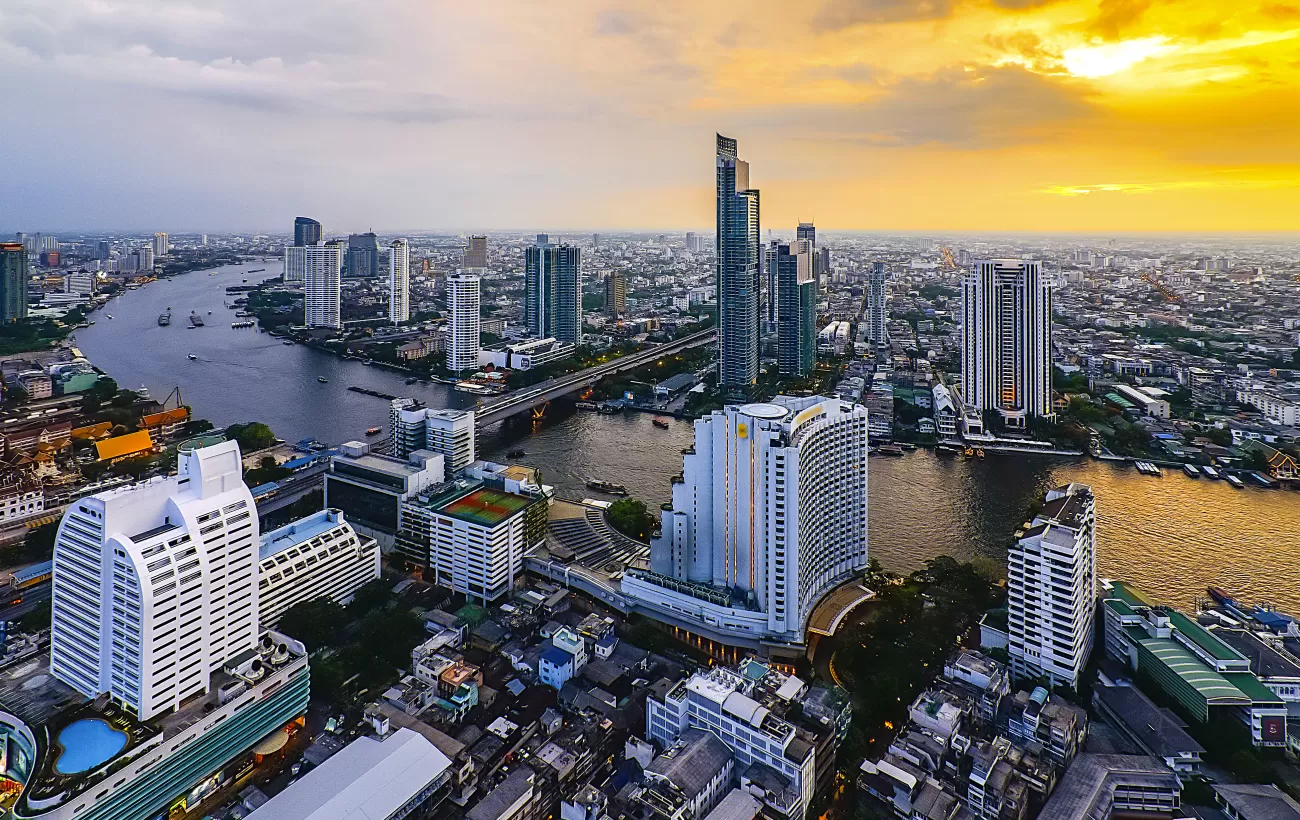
[473,328,716,427]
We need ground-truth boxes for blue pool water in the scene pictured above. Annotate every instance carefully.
[54,719,128,775]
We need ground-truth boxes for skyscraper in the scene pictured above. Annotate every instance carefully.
[389,238,410,324]
[464,235,488,269]
[152,232,168,257]
[524,240,582,344]
[50,440,260,721]
[763,238,780,328]
[293,216,322,247]
[284,245,307,283]
[716,134,760,400]
[866,261,888,346]
[448,271,481,373]
[95,240,111,260]
[604,270,627,318]
[629,395,869,647]
[303,241,345,329]
[1008,483,1096,689]
[777,240,815,378]
[961,259,1054,428]
[796,222,816,291]
[346,232,379,278]
[0,243,28,323]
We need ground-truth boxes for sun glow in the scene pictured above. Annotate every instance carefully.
[1061,37,1175,78]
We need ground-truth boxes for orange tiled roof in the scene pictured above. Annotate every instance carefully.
[95,430,154,461]
[142,407,189,428]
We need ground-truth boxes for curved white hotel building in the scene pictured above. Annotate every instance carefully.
[625,395,868,650]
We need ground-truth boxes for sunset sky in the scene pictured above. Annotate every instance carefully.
[3,0,1299,232]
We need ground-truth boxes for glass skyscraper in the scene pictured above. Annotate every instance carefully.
[293,216,322,247]
[776,240,815,378]
[0,243,28,323]
[524,239,582,345]
[716,134,760,400]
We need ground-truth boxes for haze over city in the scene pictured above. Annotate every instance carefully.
[5,0,1300,232]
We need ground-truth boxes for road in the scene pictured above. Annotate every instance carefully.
[475,328,716,426]
[0,583,51,622]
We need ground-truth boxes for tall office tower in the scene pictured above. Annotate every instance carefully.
[464,234,488,269]
[716,134,760,400]
[763,238,780,328]
[866,261,888,346]
[201,233,208,246]
[389,238,410,324]
[592,233,601,248]
[0,244,28,323]
[22,233,37,253]
[293,216,322,247]
[95,240,111,260]
[303,241,345,329]
[817,247,832,282]
[50,440,259,721]
[796,222,816,291]
[604,271,627,318]
[961,259,1054,428]
[346,232,379,278]
[13,232,24,245]
[448,271,481,373]
[389,399,477,471]
[776,240,815,378]
[630,395,868,646]
[152,232,169,257]
[524,240,583,344]
[284,244,306,283]
[685,231,697,252]
[138,245,155,270]
[536,233,549,245]
[1008,483,1096,689]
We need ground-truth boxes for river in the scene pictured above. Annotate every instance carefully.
[76,263,1300,613]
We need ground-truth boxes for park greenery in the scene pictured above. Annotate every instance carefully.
[0,309,89,356]
[606,498,656,543]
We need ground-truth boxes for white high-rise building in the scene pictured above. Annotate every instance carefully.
[1008,483,1095,690]
[50,440,259,721]
[153,232,169,258]
[627,395,868,647]
[138,245,155,271]
[961,259,1053,428]
[303,241,345,329]
[284,244,307,283]
[389,238,410,325]
[866,261,887,346]
[448,270,480,373]
[389,399,476,471]
[257,509,380,629]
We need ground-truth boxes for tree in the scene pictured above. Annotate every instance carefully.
[347,579,394,616]
[276,597,349,651]
[225,422,277,452]
[607,498,655,542]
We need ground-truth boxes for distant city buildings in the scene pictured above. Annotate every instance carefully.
[347,232,380,278]
[293,216,322,247]
[449,271,481,373]
[716,134,761,400]
[465,235,488,269]
[0,243,28,323]
[152,231,168,258]
[961,260,1053,428]
[604,271,627,318]
[629,395,868,650]
[866,261,887,346]
[389,238,410,324]
[776,240,815,378]
[1008,484,1096,689]
[303,240,345,329]
[524,239,583,345]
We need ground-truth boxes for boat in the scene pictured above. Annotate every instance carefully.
[189,312,204,327]
[282,340,294,345]
[575,402,598,411]
[157,312,171,326]
[405,377,419,385]
[363,359,375,366]
[248,268,265,274]
[318,377,329,383]
[1249,471,1276,489]
[1202,465,1220,479]
[187,354,198,361]
[652,418,670,429]
[507,449,527,458]
[365,427,382,436]
[1183,464,1201,478]
[877,444,905,457]
[455,382,498,396]
[586,479,629,496]
[1225,474,1245,489]
[106,314,113,319]
[231,321,255,328]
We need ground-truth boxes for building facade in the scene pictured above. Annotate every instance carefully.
[293,216,322,247]
[390,400,477,471]
[257,509,380,629]
[449,271,481,373]
[152,232,168,258]
[347,232,379,278]
[961,260,1053,428]
[1008,484,1096,689]
[716,134,761,400]
[324,440,444,551]
[866,262,887,346]
[50,440,259,721]
[302,241,345,329]
[0,243,28,323]
[524,241,583,345]
[604,271,627,318]
[465,235,488,269]
[776,241,815,378]
[390,238,410,324]
[631,396,868,646]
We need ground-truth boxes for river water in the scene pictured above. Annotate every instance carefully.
[77,263,1300,613]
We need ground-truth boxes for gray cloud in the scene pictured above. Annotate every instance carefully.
[813,0,955,29]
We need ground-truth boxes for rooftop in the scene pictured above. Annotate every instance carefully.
[1039,754,1180,820]
[260,508,347,561]
[1127,626,1252,705]
[646,728,733,800]
[1093,684,1205,758]
[467,765,534,820]
[439,487,533,527]
[1215,784,1300,820]
[1167,609,1246,663]
[1215,629,1300,679]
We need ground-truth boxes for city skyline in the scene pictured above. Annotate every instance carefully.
[4,1,1299,233]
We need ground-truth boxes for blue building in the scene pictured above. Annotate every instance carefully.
[776,241,816,378]
[524,239,583,345]
[538,627,587,690]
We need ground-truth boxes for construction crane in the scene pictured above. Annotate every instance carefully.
[1142,272,1179,302]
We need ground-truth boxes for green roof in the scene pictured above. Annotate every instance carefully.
[1107,581,1154,609]
[1224,673,1285,706]
[439,488,533,527]
[1104,597,1137,617]
[1128,626,1251,705]
[1168,610,1246,663]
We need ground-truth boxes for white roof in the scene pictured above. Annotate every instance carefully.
[246,728,452,820]
[775,675,806,702]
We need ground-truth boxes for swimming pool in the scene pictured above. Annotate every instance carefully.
[54,719,128,775]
